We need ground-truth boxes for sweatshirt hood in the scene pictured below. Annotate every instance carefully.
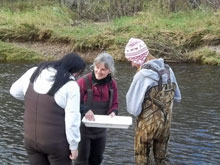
[140,58,169,83]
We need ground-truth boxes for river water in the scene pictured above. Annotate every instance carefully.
[0,62,220,165]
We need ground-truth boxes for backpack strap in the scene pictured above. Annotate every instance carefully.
[141,63,171,91]
[82,75,93,107]
[108,80,114,109]
[141,63,162,91]
[82,74,114,109]
[164,64,171,84]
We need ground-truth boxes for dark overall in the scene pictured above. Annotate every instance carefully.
[135,64,176,165]
[24,83,71,165]
[74,75,113,165]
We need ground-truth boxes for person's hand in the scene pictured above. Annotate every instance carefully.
[109,112,116,118]
[85,110,95,121]
[69,149,78,160]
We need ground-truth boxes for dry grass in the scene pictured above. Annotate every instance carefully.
[0,2,220,65]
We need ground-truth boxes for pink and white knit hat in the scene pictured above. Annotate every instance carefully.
[125,38,149,65]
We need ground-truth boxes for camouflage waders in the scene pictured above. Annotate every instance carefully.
[135,64,176,165]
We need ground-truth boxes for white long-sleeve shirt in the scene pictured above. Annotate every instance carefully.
[10,67,81,151]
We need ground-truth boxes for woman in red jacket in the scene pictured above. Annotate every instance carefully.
[75,53,118,165]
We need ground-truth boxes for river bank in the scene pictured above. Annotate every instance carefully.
[0,3,220,65]
[13,41,101,63]
[1,39,220,65]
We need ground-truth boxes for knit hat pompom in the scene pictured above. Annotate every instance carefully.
[125,38,149,65]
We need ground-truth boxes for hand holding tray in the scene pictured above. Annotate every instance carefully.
[82,115,132,129]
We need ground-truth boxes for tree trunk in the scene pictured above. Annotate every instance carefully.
[169,0,176,12]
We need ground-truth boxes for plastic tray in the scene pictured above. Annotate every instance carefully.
[82,115,132,129]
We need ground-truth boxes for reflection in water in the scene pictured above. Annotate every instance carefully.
[0,62,220,165]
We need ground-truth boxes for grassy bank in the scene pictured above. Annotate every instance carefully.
[0,1,220,65]
[0,41,52,62]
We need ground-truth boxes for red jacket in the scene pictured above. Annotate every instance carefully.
[77,73,118,115]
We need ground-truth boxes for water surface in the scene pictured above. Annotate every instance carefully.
[0,62,220,165]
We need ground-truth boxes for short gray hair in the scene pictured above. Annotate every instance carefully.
[91,52,115,74]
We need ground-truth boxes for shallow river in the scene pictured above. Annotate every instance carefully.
[0,62,220,165]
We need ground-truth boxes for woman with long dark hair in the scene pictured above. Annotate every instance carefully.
[10,53,86,165]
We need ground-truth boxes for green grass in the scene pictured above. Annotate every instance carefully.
[186,47,220,66]
[0,1,220,65]
[161,10,219,32]
[0,41,50,62]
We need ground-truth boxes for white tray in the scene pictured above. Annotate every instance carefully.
[82,115,132,129]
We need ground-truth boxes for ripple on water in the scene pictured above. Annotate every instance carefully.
[1,62,220,164]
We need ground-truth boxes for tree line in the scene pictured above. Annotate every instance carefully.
[1,0,220,21]
[58,0,220,20]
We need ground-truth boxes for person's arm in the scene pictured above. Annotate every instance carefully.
[126,71,152,117]
[80,104,90,117]
[64,81,81,152]
[10,67,37,100]
[108,79,118,116]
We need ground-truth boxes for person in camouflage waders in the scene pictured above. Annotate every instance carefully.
[124,38,181,165]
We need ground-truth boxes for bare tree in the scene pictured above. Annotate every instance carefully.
[59,0,220,20]
[169,0,177,12]
[159,0,220,12]
[67,0,144,21]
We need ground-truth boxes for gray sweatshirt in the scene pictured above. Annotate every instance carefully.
[126,58,181,117]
